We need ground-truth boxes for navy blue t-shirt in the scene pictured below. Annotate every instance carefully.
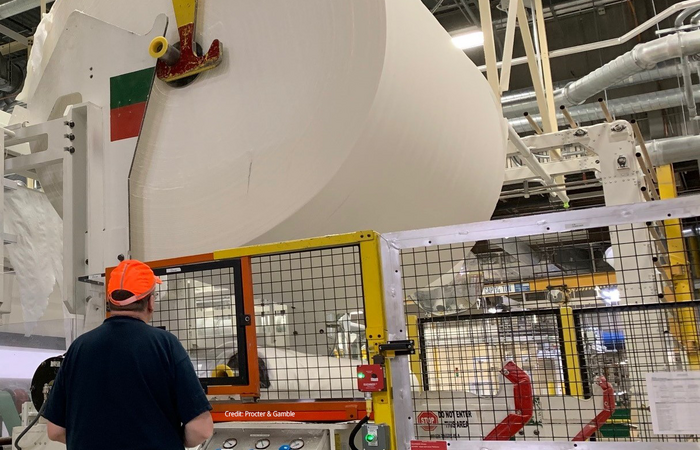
[43,316,211,450]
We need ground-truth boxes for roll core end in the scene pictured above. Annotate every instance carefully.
[149,36,169,59]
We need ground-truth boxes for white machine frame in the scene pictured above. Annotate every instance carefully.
[1,103,107,319]
[379,195,700,450]
[520,121,659,304]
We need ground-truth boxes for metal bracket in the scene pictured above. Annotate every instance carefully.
[378,340,415,356]
[151,0,222,82]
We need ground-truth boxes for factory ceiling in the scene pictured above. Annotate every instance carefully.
[421,0,700,217]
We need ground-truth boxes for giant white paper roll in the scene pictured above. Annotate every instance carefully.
[21,0,506,261]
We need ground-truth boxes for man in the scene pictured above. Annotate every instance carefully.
[43,259,214,449]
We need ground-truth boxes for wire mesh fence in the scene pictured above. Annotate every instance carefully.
[250,245,368,400]
[401,215,700,442]
[149,245,369,401]
[150,260,247,386]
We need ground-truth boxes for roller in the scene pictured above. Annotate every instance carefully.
[19,0,507,262]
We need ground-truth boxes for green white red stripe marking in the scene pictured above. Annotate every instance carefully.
[110,67,155,141]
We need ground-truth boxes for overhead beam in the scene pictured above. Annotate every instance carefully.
[499,0,520,94]
[0,40,27,55]
[479,0,700,71]
[0,0,56,21]
[504,155,600,183]
[515,2,551,130]
[508,124,570,206]
[0,23,27,46]
[478,0,501,99]
[533,0,557,135]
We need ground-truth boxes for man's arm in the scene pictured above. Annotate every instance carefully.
[46,421,67,444]
[172,350,213,447]
[183,411,213,447]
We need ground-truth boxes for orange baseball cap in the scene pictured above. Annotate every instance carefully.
[108,259,162,306]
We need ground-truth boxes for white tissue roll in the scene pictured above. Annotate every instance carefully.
[21,0,506,261]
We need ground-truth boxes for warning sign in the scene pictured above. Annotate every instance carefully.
[410,441,448,450]
[417,411,439,432]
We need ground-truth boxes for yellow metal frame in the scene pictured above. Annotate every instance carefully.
[359,236,398,450]
[559,306,584,397]
[657,165,700,369]
[214,231,375,259]
[482,272,617,294]
[213,231,397,448]
[406,315,423,392]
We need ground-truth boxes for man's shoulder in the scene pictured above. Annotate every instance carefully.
[147,324,181,342]
[69,324,103,346]
[77,320,187,363]
[76,318,175,344]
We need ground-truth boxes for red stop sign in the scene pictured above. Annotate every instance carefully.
[417,411,439,432]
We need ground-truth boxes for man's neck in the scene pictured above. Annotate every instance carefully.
[110,311,149,322]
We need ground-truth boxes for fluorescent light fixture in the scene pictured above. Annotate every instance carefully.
[452,30,484,50]
[598,287,620,305]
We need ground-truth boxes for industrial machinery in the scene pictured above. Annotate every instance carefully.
[13,193,700,450]
[10,356,64,450]
[201,424,357,450]
[4,0,700,449]
[3,0,505,447]
[61,191,695,450]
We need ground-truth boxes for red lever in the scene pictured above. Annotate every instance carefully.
[485,361,534,440]
[572,376,615,441]
[154,0,222,82]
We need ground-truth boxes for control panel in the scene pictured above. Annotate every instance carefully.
[204,423,356,450]
[361,424,389,450]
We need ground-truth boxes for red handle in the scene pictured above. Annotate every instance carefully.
[572,376,615,441]
[485,361,534,440]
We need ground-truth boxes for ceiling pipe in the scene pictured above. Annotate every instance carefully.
[676,9,700,133]
[647,135,700,166]
[480,0,700,72]
[503,62,683,115]
[510,85,700,133]
[491,0,623,28]
[557,29,700,107]
[675,6,700,27]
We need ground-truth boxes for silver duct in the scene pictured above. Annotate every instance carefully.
[558,29,700,105]
[677,8,700,132]
[510,85,700,134]
[503,62,683,115]
[647,135,700,166]
[675,6,700,27]
[502,83,566,105]
[503,29,700,119]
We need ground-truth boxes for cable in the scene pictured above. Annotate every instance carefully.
[349,415,370,450]
[14,398,48,450]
